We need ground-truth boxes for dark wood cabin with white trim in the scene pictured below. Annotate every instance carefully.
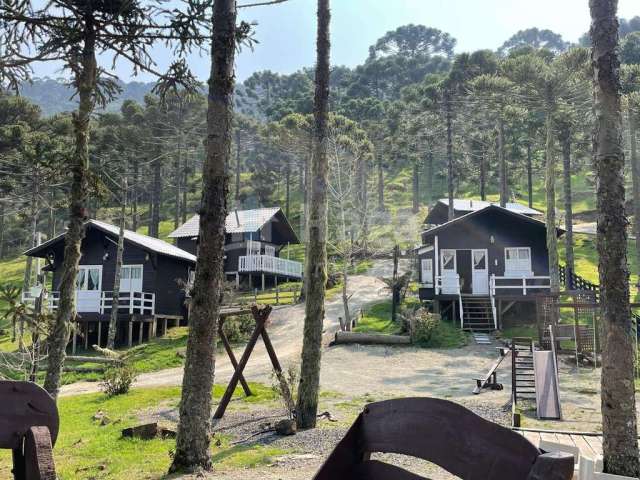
[169,207,302,290]
[416,202,563,331]
[23,219,196,350]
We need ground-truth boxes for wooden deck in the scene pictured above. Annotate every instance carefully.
[514,428,603,457]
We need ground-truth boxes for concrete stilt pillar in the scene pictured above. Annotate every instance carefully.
[128,321,133,348]
[163,318,168,335]
[262,273,265,291]
[97,321,102,348]
[236,272,240,288]
[138,321,144,345]
[72,324,77,355]
[84,322,89,350]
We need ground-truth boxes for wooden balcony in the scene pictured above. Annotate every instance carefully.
[490,274,551,297]
[22,290,155,315]
[238,254,303,278]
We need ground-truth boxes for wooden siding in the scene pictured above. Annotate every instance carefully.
[418,209,550,300]
[47,227,190,317]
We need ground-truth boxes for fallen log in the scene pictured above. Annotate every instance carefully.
[333,331,411,346]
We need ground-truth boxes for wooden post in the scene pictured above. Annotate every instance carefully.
[97,320,102,348]
[254,288,257,304]
[235,272,239,288]
[275,284,279,305]
[163,317,168,336]
[127,321,133,348]
[261,273,265,291]
[72,323,77,355]
[138,320,143,345]
[249,274,252,289]
[84,323,89,350]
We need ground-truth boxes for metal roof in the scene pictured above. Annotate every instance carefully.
[437,198,543,216]
[422,205,564,238]
[25,219,197,263]
[169,207,283,238]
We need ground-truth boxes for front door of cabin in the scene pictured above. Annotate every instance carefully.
[471,249,489,295]
[456,250,472,294]
[76,265,102,312]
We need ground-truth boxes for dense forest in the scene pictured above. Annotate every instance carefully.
[2,19,640,269]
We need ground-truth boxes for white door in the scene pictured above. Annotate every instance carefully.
[440,249,459,294]
[76,265,102,312]
[471,249,489,295]
[121,265,143,292]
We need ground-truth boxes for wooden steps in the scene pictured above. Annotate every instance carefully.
[461,296,494,332]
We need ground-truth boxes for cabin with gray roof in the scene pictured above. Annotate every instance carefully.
[425,198,543,226]
[416,200,562,332]
[169,207,302,289]
[23,219,196,350]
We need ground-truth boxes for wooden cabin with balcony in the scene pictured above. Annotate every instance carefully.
[416,202,563,331]
[23,219,196,350]
[169,207,302,290]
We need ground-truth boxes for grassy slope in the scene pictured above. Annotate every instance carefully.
[0,383,285,479]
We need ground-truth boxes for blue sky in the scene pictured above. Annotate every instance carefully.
[33,0,640,82]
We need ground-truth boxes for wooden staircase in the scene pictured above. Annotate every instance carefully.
[512,338,537,404]
[461,296,494,331]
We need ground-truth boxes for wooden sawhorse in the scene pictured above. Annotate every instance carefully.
[214,304,286,419]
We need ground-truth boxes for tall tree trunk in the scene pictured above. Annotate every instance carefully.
[425,150,433,205]
[629,107,640,289]
[376,152,384,212]
[544,91,559,294]
[526,141,533,208]
[560,127,575,275]
[169,0,235,472]
[411,160,420,213]
[445,94,454,220]
[479,143,486,201]
[182,151,189,223]
[0,200,5,258]
[132,156,139,231]
[590,0,640,475]
[498,118,507,207]
[285,158,291,218]
[296,0,330,430]
[150,153,162,238]
[43,20,96,399]
[302,141,311,241]
[107,180,126,349]
[174,137,182,232]
[235,127,242,205]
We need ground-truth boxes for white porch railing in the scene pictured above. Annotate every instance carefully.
[435,275,464,328]
[21,289,60,310]
[489,274,551,296]
[100,291,155,315]
[238,254,303,278]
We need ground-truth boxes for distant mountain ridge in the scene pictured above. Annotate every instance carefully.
[19,78,157,116]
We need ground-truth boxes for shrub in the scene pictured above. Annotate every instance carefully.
[100,363,137,396]
[408,308,440,344]
[222,314,254,343]
[271,364,298,420]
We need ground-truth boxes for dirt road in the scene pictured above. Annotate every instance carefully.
[60,264,390,396]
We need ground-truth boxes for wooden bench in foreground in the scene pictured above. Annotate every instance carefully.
[0,381,59,480]
[313,397,574,480]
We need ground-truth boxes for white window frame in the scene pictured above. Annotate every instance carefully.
[421,258,433,286]
[440,249,457,273]
[264,244,276,257]
[76,265,103,291]
[121,264,144,292]
[504,247,533,276]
